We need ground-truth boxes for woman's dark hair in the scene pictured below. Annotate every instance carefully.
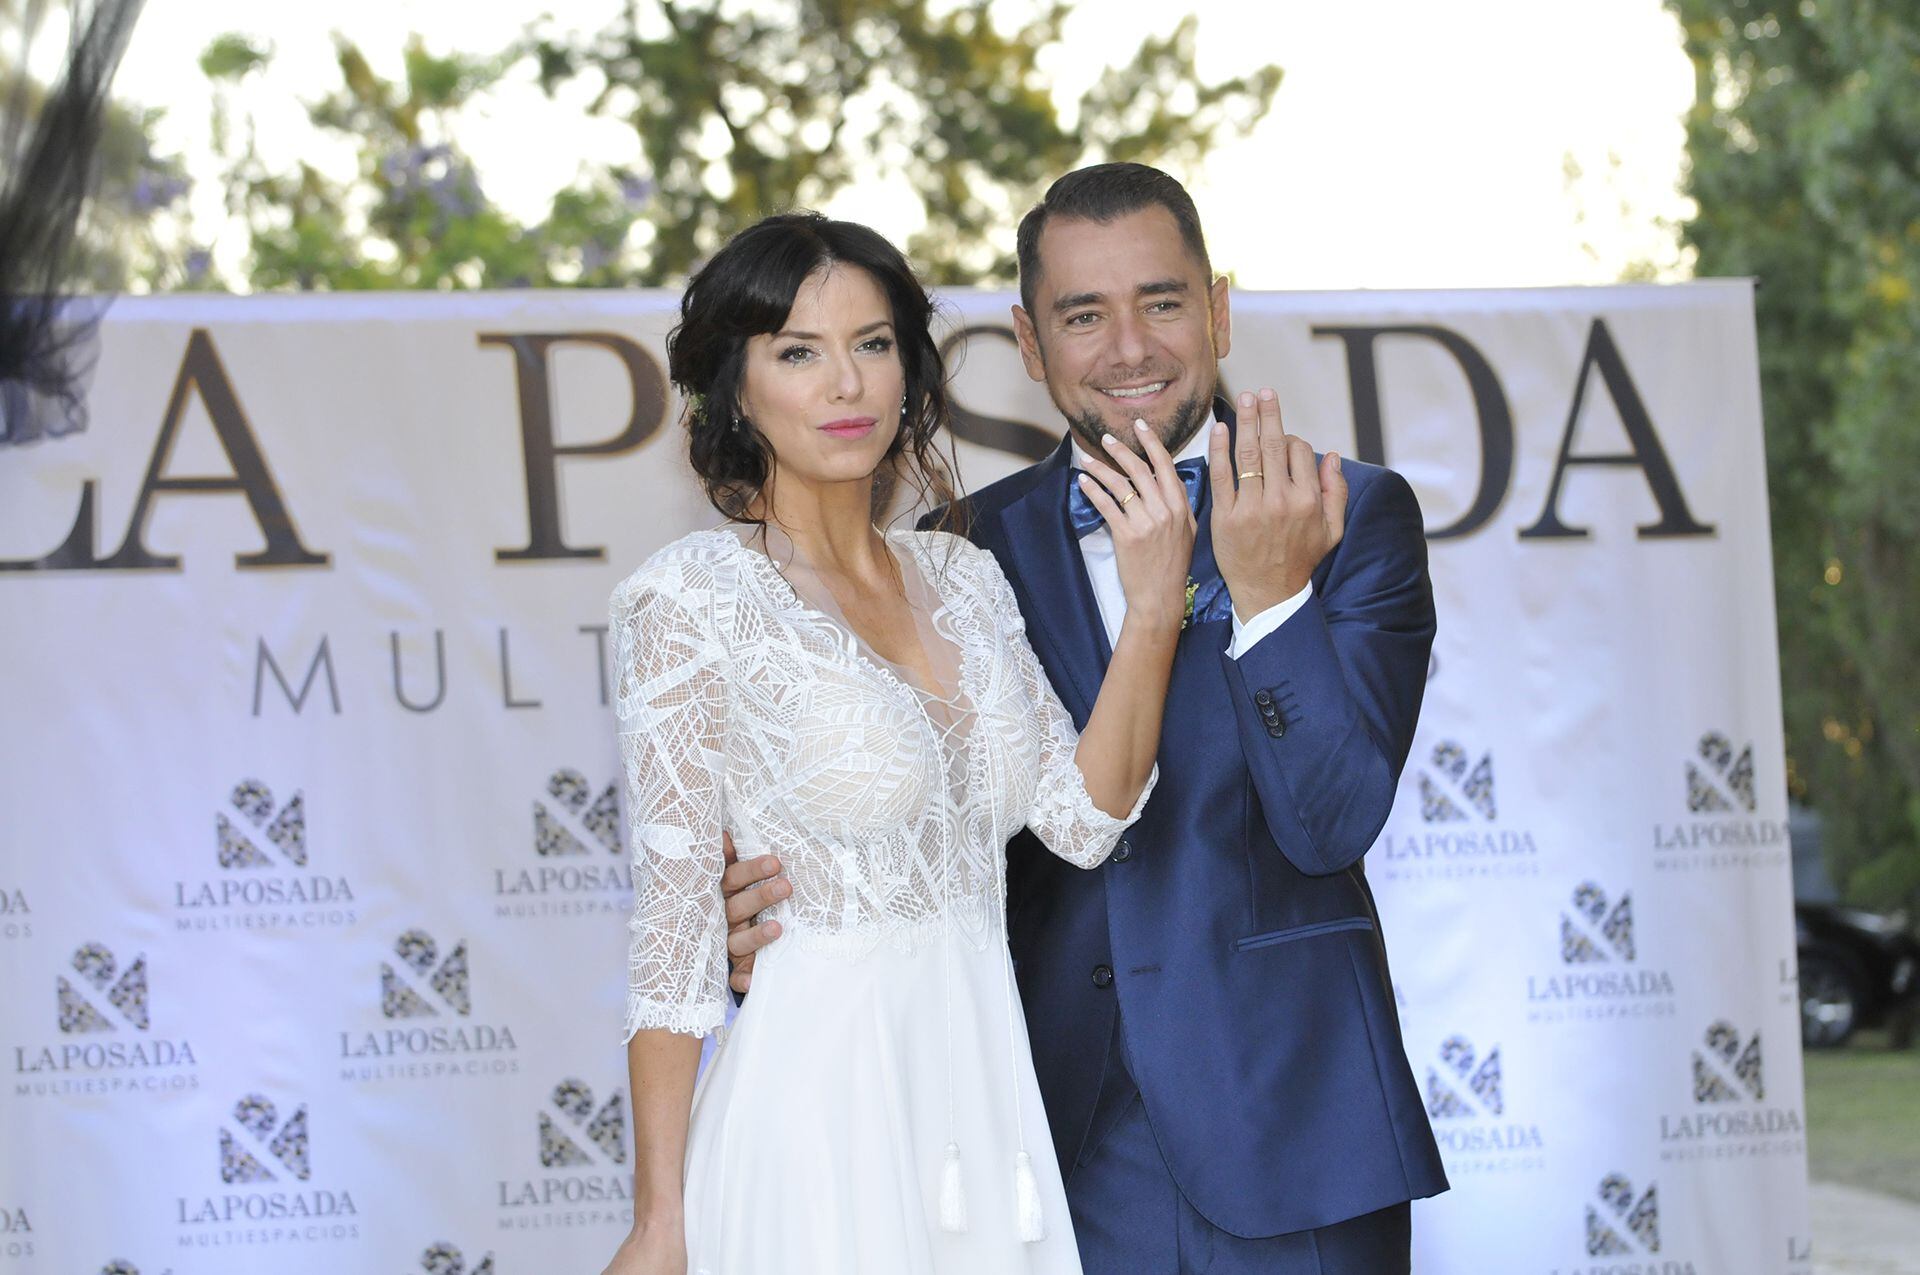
[667,211,960,530]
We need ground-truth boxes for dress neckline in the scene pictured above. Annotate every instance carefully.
[714,525,972,712]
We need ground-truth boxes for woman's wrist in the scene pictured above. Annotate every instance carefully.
[630,1186,686,1232]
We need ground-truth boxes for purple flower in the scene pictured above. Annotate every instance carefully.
[618,175,655,208]
[130,167,190,213]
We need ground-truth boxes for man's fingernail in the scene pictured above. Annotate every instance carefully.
[1239,392,1254,408]
[1212,421,1226,437]
[1102,434,1118,447]
[1333,453,1343,472]
[1260,388,1276,401]
[1134,418,1149,431]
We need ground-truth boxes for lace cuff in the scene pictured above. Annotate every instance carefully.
[1030,760,1158,869]
[624,994,727,1042]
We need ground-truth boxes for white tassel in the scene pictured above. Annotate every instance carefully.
[939,1142,968,1233]
[1014,1150,1045,1242]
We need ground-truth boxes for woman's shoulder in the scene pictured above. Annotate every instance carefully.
[896,525,998,575]
[895,527,1017,610]
[610,527,744,614]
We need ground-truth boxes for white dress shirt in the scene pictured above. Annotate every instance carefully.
[1070,417,1313,658]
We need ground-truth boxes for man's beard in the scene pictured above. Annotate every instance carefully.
[1065,383,1215,458]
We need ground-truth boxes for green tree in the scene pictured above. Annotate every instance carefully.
[183,2,1278,290]
[1669,0,1920,909]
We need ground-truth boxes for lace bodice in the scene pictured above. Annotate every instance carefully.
[612,526,1154,1040]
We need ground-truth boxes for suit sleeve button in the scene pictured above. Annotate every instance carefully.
[1092,964,1114,989]
[1254,689,1274,707]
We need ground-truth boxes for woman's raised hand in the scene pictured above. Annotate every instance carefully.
[1074,419,1198,637]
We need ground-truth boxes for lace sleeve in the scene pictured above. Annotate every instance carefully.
[611,569,730,1040]
[978,545,1157,868]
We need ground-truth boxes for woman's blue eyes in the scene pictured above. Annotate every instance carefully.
[775,336,895,363]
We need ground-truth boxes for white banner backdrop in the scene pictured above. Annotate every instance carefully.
[0,282,1810,1275]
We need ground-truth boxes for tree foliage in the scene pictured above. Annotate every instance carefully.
[1669,0,1920,908]
[178,1,1278,290]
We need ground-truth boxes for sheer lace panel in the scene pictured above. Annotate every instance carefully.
[611,528,1155,1038]
[612,563,732,1040]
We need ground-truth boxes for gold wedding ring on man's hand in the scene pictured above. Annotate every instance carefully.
[1237,470,1264,481]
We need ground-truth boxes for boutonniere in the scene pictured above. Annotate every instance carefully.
[1182,578,1200,630]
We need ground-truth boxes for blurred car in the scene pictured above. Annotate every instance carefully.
[1796,902,1920,1048]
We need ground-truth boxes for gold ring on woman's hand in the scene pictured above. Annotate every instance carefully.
[1116,489,1137,507]
[1237,470,1264,481]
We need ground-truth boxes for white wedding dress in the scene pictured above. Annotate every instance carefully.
[610,524,1153,1275]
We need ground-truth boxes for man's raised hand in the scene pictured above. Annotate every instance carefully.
[1207,387,1348,618]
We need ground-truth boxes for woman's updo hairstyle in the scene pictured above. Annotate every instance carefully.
[667,211,958,527]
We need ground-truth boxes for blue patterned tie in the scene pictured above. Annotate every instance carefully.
[1068,457,1207,538]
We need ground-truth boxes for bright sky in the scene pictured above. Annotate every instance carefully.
[96,0,1697,289]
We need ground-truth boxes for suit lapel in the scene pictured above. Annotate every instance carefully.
[1185,394,1235,630]
[994,437,1111,724]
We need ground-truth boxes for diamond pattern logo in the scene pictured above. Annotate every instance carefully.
[218,780,307,869]
[538,1079,627,1168]
[1686,732,1755,814]
[1418,741,1495,822]
[534,769,620,857]
[1586,1173,1659,1255]
[1561,882,1634,964]
[218,1093,310,1183]
[1424,1035,1503,1119]
[57,943,148,1032]
[421,1241,494,1274]
[380,930,470,1018]
[1692,1020,1764,1103]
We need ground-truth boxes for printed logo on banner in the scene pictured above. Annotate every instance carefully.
[1375,740,1539,882]
[490,768,631,920]
[219,1093,309,1182]
[1422,1035,1546,1176]
[1542,1173,1701,1275]
[381,929,471,1018]
[1659,1019,1804,1161]
[1587,1173,1660,1256]
[1691,1021,1763,1103]
[11,943,200,1097]
[495,1077,634,1232]
[338,931,519,1083]
[1,1206,33,1261]
[175,1092,359,1249]
[1419,741,1496,822]
[174,780,357,931]
[1652,732,1790,871]
[1526,882,1678,1025]
[0,886,29,941]
[422,1241,495,1274]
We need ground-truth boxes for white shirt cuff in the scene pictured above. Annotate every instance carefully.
[1226,582,1313,659]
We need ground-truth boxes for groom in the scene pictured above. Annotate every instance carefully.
[724,162,1447,1272]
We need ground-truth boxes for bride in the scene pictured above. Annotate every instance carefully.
[602,211,1192,1275]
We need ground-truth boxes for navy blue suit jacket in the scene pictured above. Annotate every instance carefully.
[924,401,1448,1238]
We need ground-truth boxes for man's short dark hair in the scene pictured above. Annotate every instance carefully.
[1015,162,1213,316]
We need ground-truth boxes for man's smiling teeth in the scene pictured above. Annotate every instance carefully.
[1103,382,1168,399]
